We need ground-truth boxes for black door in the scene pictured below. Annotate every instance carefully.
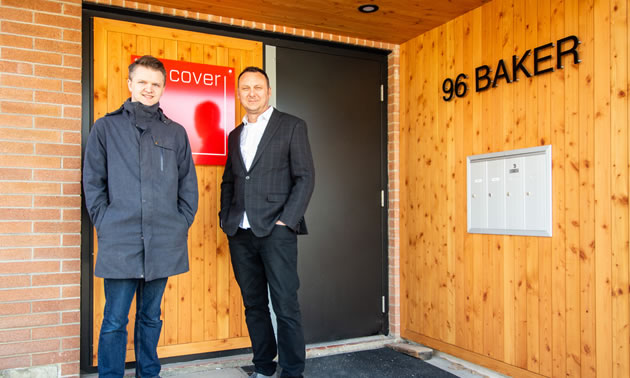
[275,46,387,343]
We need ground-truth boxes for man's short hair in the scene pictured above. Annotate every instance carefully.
[238,66,270,87]
[129,55,167,84]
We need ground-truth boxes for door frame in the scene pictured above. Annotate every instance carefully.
[81,3,390,372]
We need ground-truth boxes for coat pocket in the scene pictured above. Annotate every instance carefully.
[152,135,175,173]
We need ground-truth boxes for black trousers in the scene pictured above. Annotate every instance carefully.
[228,226,305,378]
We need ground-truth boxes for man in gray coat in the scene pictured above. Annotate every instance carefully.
[220,67,315,378]
[83,55,198,378]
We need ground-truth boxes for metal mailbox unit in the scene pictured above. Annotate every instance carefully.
[467,145,552,237]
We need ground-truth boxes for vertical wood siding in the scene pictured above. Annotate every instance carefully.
[92,17,262,363]
[400,0,629,376]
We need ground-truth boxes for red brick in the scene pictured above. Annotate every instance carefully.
[33,196,79,208]
[62,234,80,246]
[31,349,78,366]
[0,127,60,143]
[1,48,62,65]
[34,117,80,131]
[0,7,34,22]
[61,260,80,272]
[60,131,80,145]
[1,0,62,13]
[0,301,29,315]
[0,261,59,277]
[62,105,81,119]
[0,248,31,262]
[32,273,79,286]
[62,81,81,94]
[0,274,30,288]
[1,101,61,117]
[34,39,80,55]
[0,329,30,343]
[28,226,69,247]
[62,30,80,43]
[0,168,32,181]
[0,339,59,357]
[1,21,62,40]
[32,324,79,340]
[62,157,81,169]
[1,74,62,91]
[34,65,80,81]
[35,91,81,106]
[62,183,81,196]
[0,114,32,127]
[0,140,33,154]
[34,13,81,30]
[62,311,79,324]
[0,195,32,207]
[35,143,80,157]
[31,298,79,313]
[0,155,61,169]
[0,355,31,370]
[61,362,80,376]
[0,221,31,233]
[0,287,59,303]
[62,209,80,221]
[33,169,81,182]
[0,182,61,195]
[0,313,58,329]
[33,247,79,260]
[0,234,60,248]
[0,60,32,75]
[61,337,80,350]
[63,54,82,68]
[0,34,33,49]
[61,285,78,298]
[63,4,81,17]
[0,87,33,101]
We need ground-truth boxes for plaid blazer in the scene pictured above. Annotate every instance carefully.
[219,109,315,237]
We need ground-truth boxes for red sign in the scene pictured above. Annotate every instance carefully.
[132,56,235,165]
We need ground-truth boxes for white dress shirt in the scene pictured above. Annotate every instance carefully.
[239,106,274,229]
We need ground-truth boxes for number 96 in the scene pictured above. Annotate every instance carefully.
[442,73,468,101]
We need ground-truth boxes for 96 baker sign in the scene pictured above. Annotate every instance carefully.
[441,35,580,101]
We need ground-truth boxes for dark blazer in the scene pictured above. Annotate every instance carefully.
[219,109,315,237]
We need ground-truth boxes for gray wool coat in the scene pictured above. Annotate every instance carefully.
[83,99,198,281]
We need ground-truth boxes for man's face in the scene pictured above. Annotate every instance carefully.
[128,65,165,106]
[238,71,271,117]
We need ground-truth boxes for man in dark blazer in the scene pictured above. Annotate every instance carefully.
[220,66,315,378]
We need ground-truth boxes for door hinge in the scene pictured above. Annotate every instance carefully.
[382,296,386,313]
[381,190,385,207]
[380,84,384,102]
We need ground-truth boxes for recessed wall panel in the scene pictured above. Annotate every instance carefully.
[467,145,551,236]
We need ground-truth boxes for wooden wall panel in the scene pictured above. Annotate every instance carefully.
[91,17,262,364]
[399,0,630,376]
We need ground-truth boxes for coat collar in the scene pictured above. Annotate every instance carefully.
[106,98,171,124]
[250,109,282,172]
[235,109,282,173]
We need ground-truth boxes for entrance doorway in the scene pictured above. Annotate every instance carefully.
[273,45,388,343]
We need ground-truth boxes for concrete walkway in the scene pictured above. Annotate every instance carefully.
[80,336,509,378]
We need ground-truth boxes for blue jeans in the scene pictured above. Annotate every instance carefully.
[98,278,168,378]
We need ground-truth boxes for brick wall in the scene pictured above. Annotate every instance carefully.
[0,0,400,375]
[387,48,400,336]
[0,0,82,376]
